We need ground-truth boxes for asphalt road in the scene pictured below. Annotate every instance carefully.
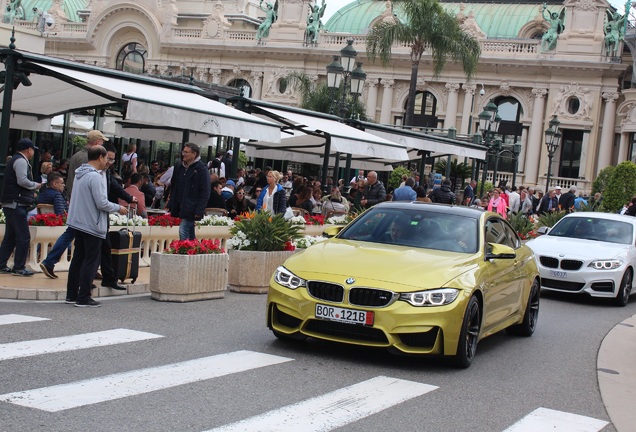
[0,291,634,432]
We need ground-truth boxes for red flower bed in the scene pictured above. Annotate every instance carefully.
[304,214,324,225]
[28,214,66,226]
[148,214,181,227]
[164,239,224,255]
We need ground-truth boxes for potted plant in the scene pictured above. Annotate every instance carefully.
[28,213,68,270]
[150,238,228,302]
[196,214,234,249]
[227,211,303,294]
[147,213,182,261]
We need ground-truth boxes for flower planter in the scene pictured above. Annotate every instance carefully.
[28,225,71,271]
[197,225,232,250]
[150,252,228,302]
[228,249,297,294]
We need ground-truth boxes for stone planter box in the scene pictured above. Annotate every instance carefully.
[150,252,228,302]
[228,249,297,294]
[28,225,70,271]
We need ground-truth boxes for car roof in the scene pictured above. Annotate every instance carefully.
[373,201,486,219]
[562,212,636,224]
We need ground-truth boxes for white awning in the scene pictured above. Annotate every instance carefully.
[251,106,408,162]
[364,128,487,160]
[2,58,280,143]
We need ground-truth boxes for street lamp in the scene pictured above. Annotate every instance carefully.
[324,39,367,192]
[544,114,562,190]
[477,99,501,196]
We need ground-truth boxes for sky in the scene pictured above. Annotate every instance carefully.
[321,0,630,23]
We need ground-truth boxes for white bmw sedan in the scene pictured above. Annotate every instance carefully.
[526,212,636,306]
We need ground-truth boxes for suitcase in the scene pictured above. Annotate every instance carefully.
[109,208,142,284]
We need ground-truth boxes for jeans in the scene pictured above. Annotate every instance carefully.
[0,206,30,271]
[42,227,75,267]
[179,219,196,240]
[67,230,102,302]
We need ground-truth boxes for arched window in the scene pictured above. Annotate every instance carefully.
[227,78,252,98]
[116,43,147,74]
[404,91,439,128]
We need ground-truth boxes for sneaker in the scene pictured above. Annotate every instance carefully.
[12,268,34,277]
[40,263,58,279]
[0,266,13,274]
[64,298,76,304]
[74,298,101,308]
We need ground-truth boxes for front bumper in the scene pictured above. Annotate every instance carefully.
[266,277,472,356]
[538,264,624,299]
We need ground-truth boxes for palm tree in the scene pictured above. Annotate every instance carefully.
[434,159,472,190]
[366,0,480,126]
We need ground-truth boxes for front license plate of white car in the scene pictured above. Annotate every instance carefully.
[315,304,374,326]
[550,270,567,279]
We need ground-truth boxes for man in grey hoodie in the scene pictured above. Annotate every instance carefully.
[66,146,127,308]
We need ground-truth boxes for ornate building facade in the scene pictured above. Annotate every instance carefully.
[3,0,634,191]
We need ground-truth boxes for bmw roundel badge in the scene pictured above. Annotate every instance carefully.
[345,278,355,284]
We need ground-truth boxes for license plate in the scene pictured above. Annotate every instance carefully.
[315,304,374,326]
[549,270,567,279]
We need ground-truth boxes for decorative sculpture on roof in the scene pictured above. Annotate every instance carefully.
[541,3,565,52]
[3,0,25,24]
[256,0,278,43]
[305,0,326,45]
[604,8,627,57]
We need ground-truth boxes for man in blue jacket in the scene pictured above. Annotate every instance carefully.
[66,146,127,307]
[167,143,211,240]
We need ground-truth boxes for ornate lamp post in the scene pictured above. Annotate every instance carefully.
[325,40,366,191]
[477,99,501,196]
[544,115,562,190]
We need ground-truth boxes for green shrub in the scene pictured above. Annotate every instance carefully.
[508,211,535,238]
[537,210,566,228]
[592,165,615,195]
[388,166,411,190]
[601,161,636,213]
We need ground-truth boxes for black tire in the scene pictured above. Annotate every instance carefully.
[451,296,481,368]
[507,278,540,336]
[613,269,632,307]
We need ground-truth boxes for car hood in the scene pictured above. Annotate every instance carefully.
[526,235,630,259]
[284,239,480,290]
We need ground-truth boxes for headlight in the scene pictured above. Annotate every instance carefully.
[273,266,306,289]
[399,288,460,306]
[588,260,623,270]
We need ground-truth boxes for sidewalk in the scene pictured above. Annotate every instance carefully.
[0,267,150,301]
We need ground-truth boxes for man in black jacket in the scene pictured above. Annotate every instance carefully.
[430,179,456,204]
[558,185,577,213]
[168,143,211,240]
[361,171,386,208]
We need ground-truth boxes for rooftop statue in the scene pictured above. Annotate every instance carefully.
[541,3,565,52]
[3,0,25,24]
[256,0,278,43]
[604,8,627,57]
[306,0,326,44]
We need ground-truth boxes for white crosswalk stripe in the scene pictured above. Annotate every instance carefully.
[502,407,608,432]
[207,376,438,432]
[0,328,163,361]
[0,314,50,326]
[0,350,293,412]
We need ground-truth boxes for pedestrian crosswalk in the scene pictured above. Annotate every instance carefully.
[0,314,611,431]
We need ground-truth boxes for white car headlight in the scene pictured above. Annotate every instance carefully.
[399,288,460,306]
[274,266,306,289]
[588,260,623,270]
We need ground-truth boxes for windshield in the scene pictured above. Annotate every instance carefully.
[338,207,479,253]
[548,217,633,245]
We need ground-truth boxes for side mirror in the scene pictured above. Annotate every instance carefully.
[323,226,343,238]
[537,226,550,235]
[486,243,516,260]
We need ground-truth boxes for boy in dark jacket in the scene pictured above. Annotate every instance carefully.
[37,172,68,215]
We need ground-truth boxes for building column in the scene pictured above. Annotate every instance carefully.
[379,79,394,125]
[597,92,619,174]
[251,71,263,100]
[618,132,629,162]
[460,83,475,134]
[443,83,460,130]
[211,69,222,85]
[365,78,379,122]
[524,88,548,186]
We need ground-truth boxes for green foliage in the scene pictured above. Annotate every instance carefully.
[285,72,367,120]
[434,159,472,189]
[507,212,534,238]
[601,161,636,213]
[592,165,615,195]
[388,166,411,189]
[237,151,248,169]
[537,210,566,228]
[72,135,87,153]
[476,181,494,198]
[229,211,303,251]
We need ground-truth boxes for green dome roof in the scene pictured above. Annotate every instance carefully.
[22,0,87,22]
[325,0,547,39]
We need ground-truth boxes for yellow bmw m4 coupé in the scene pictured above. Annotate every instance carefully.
[267,202,540,367]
